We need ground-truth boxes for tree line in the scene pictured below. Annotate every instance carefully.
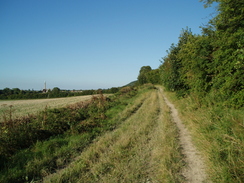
[138,0,244,108]
[0,87,120,100]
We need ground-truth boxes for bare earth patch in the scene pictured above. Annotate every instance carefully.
[160,87,209,183]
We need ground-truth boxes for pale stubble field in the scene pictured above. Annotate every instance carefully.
[0,95,95,122]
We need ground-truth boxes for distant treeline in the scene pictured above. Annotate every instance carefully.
[0,87,120,100]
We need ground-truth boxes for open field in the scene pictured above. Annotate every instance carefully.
[0,95,97,121]
[1,85,243,182]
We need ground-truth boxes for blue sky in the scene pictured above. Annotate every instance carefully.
[0,0,217,90]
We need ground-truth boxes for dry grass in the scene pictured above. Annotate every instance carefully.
[0,95,96,122]
[44,88,183,183]
[163,89,244,182]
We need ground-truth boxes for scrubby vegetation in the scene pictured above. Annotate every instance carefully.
[43,86,184,183]
[0,86,137,182]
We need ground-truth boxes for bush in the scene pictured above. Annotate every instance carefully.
[0,94,114,161]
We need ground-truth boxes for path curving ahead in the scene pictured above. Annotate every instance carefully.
[158,87,209,183]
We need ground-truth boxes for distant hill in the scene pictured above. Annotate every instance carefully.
[124,80,138,87]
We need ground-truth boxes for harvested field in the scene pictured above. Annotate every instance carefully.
[0,95,98,121]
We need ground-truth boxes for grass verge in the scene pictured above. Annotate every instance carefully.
[0,85,185,182]
[44,87,184,183]
[0,86,140,182]
[163,89,244,182]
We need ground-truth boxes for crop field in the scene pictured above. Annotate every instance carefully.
[0,95,96,122]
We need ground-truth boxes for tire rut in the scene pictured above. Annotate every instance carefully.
[43,92,150,182]
[158,87,209,183]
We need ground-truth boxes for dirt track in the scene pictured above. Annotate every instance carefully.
[159,87,208,183]
[43,88,209,182]
[44,89,182,182]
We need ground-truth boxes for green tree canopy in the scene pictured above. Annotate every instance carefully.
[137,66,152,85]
[159,0,244,107]
[137,66,161,85]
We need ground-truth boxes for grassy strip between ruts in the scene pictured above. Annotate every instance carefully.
[163,89,244,182]
[44,87,184,183]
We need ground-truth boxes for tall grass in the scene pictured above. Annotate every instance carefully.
[0,85,186,182]
[163,90,244,182]
[45,87,184,183]
[0,87,138,182]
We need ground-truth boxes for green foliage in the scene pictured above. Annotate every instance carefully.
[159,1,244,108]
[146,69,161,84]
[137,66,161,85]
[124,80,138,87]
[208,0,244,107]
[0,87,139,182]
[165,90,244,182]
[161,28,193,97]
[179,34,214,99]
[137,66,152,85]
[0,94,108,160]
[0,87,120,100]
[157,3,244,180]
